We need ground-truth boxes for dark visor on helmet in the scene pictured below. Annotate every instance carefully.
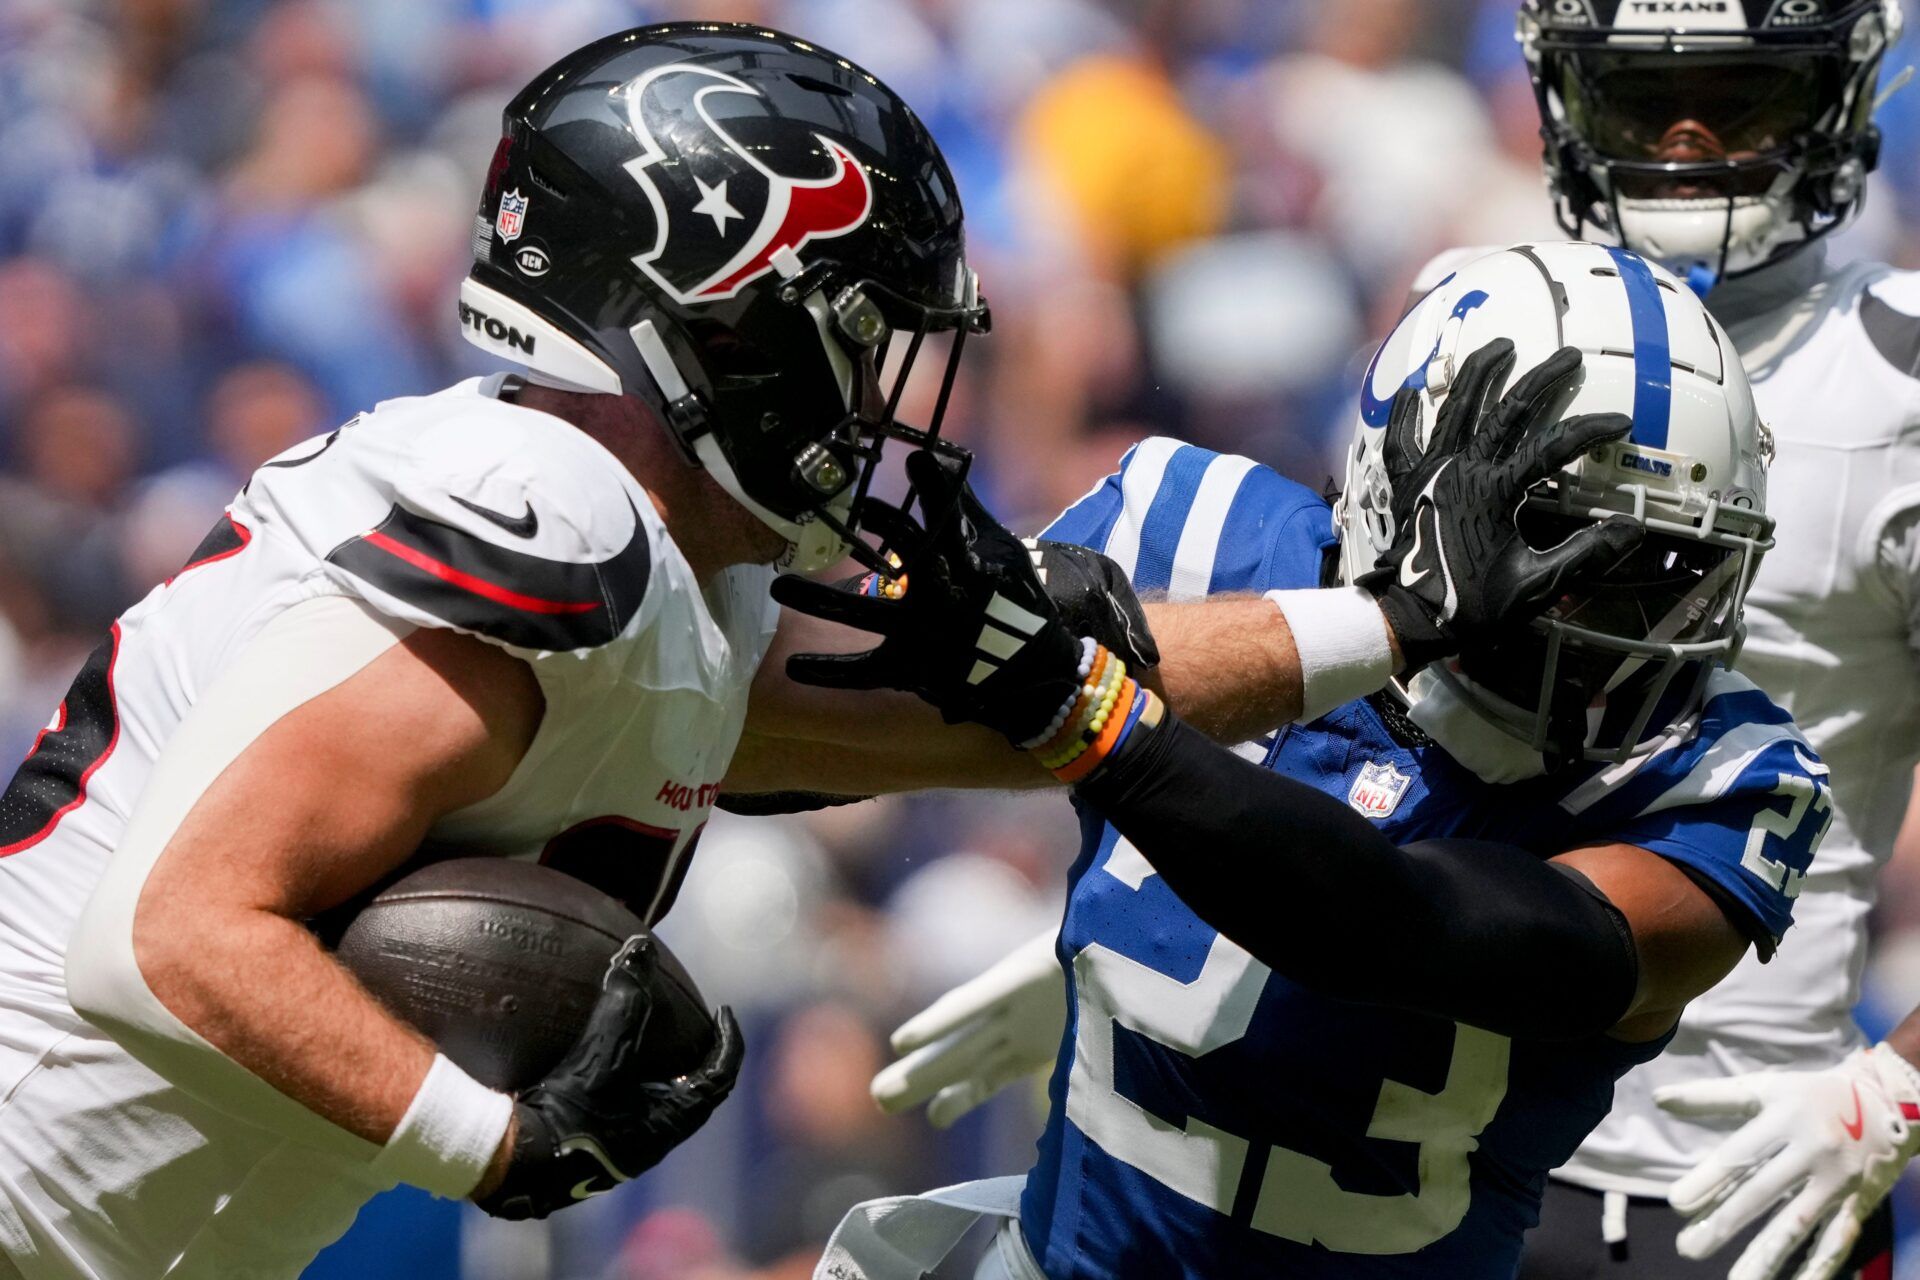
[1460,516,1748,757]
[1472,527,1737,658]
[1557,49,1839,165]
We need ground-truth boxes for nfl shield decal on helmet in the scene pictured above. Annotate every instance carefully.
[617,62,874,306]
[496,189,529,243]
[1348,761,1413,820]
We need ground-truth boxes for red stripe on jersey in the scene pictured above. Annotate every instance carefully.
[362,531,601,616]
[0,622,122,857]
[1860,1248,1892,1280]
[1902,1102,1920,1123]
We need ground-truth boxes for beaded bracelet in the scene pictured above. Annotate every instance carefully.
[863,551,909,602]
[1052,680,1164,784]
[1019,639,1099,751]
[1042,650,1124,762]
[1036,647,1129,771]
[1032,645,1120,765]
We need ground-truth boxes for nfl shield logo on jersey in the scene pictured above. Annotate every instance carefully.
[496,189,529,243]
[1348,761,1412,820]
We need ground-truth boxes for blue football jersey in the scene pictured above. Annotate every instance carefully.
[1017,438,1828,1279]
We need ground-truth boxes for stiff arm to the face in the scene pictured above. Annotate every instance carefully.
[731,341,1628,795]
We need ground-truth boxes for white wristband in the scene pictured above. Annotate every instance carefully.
[1264,587,1396,722]
[370,1054,515,1200]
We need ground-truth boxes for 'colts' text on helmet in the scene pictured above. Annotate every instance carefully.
[459,22,990,574]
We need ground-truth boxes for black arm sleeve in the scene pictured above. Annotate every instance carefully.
[1077,716,1640,1040]
[715,791,874,817]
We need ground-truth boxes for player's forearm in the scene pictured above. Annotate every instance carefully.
[126,896,518,1199]
[1145,599,1304,740]
[69,605,534,1192]
[85,889,518,1203]
[725,725,1048,796]
[740,607,1052,793]
[1077,714,1638,1039]
[71,888,514,1190]
[129,899,438,1146]
[738,590,1399,794]
[1150,592,1402,743]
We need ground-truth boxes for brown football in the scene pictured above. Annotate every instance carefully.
[332,858,715,1091]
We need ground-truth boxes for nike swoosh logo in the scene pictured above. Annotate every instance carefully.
[557,1134,634,1200]
[1400,518,1431,588]
[452,495,539,538]
[261,428,343,470]
[1842,1083,1866,1141]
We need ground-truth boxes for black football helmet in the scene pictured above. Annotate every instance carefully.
[1520,0,1902,283]
[460,23,989,573]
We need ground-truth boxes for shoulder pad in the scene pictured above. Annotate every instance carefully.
[323,396,660,652]
[1860,268,1920,380]
[1560,670,1810,816]
[1630,673,1819,819]
[1559,671,1825,944]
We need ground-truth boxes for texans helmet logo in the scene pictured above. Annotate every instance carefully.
[618,62,874,306]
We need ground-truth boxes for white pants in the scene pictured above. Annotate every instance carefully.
[816,1177,1045,1280]
[0,1024,380,1279]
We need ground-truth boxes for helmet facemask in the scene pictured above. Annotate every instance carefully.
[1448,490,1769,764]
[672,260,990,576]
[1521,1,1899,282]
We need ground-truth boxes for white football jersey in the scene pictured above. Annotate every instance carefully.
[1554,248,1920,1193]
[0,375,777,1276]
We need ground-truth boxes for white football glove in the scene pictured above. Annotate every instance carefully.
[1655,1044,1920,1280]
[870,928,1066,1130]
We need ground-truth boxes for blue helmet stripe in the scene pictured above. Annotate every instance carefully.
[1607,247,1673,449]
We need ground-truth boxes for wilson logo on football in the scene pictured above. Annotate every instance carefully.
[618,62,874,305]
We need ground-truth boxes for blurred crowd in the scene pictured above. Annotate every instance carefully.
[15,0,1920,1277]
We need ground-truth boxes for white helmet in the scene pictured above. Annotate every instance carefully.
[1335,241,1774,765]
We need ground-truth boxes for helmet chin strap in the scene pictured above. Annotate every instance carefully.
[1409,649,1625,780]
[1405,668,1552,785]
[629,314,855,576]
[690,435,852,575]
[1617,193,1785,283]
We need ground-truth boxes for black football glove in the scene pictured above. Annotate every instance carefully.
[1360,340,1645,671]
[474,937,742,1221]
[771,449,1085,746]
[1025,539,1159,672]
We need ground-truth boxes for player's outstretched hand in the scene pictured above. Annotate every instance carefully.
[1656,1045,1920,1280]
[772,449,1091,746]
[871,929,1066,1129]
[1360,340,1645,671]
[1024,539,1159,672]
[474,936,744,1220]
